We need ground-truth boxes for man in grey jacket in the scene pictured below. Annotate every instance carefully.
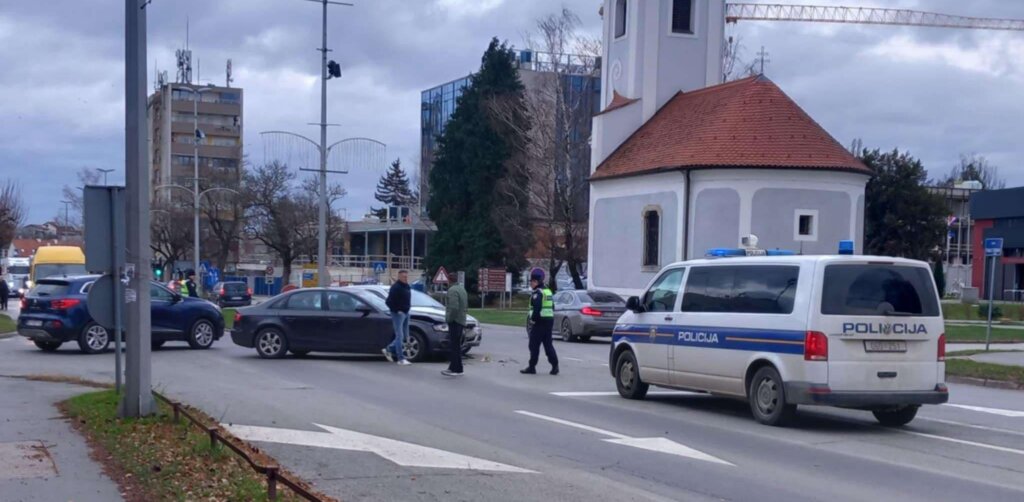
[442,275,469,376]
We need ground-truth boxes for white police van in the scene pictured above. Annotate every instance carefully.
[610,243,947,427]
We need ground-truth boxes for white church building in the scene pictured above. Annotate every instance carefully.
[587,0,871,296]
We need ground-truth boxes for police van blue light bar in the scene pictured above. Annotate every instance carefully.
[706,248,747,257]
[838,240,855,255]
[706,248,796,258]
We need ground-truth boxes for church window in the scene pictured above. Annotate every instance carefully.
[671,0,694,34]
[615,0,628,39]
[795,210,818,241]
[643,208,661,267]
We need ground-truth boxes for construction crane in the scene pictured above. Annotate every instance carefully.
[726,3,1024,31]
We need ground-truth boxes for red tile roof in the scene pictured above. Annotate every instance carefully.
[591,75,870,180]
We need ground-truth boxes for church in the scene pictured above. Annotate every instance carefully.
[588,0,870,296]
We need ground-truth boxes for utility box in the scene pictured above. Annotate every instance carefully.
[83,185,126,274]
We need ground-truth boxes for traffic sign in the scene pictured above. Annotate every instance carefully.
[984,237,1003,257]
[478,268,506,293]
[433,266,450,284]
[265,265,275,276]
[372,261,387,274]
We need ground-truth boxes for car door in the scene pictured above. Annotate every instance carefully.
[552,292,572,332]
[149,282,178,337]
[279,290,328,350]
[324,290,380,352]
[631,267,686,385]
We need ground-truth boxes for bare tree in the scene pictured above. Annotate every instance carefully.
[60,167,103,229]
[150,201,193,279]
[295,176,347,263]
[0,179,26,255]
[490,7,596,289]
[199,167,246,273]
[941,153,1006,189]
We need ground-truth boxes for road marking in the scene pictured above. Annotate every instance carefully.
[550,390,704,397]
[514,410,733,466]
[903,430,1024,457]
[562,357,585,362]
[944,404,1024,418]
[918,417,1024,438]
[224,423,533,473]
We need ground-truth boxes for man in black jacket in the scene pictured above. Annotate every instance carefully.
[384,270,412,365]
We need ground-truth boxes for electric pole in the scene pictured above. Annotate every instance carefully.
[123,0,155,417]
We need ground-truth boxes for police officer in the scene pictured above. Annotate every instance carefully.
[184,270,199,298]
[521,270,558,375]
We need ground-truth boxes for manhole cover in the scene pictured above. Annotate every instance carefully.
[0,441,58,479]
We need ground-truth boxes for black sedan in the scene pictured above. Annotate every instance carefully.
[231,287,449,362]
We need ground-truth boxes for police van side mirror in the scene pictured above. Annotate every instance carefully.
[626,296,643,312]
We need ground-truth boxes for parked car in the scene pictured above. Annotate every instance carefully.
[346,285,482,356]
[231,287,481,362]
[553,290,626,342]
[18,276,224,353]
[207,281,253,307]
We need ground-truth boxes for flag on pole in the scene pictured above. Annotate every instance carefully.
[946,215,958,226]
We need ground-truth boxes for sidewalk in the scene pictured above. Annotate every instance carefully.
[0,377,122,502]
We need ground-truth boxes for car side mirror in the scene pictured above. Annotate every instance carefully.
[626,296,643,312]
[172,293,183,303]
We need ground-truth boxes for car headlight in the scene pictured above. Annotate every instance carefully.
[433,323,449,333]
[474,326,482,334]
[25,280,33,288]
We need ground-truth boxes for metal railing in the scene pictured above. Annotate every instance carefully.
[152,391,328,502]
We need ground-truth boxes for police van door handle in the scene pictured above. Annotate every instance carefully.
[663,315,674,322]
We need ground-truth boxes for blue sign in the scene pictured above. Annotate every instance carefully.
[984,237,1003,257]
[372,261,387,274]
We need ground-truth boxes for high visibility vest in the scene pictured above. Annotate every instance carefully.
[180,279,191,296]
[541,288,554,318]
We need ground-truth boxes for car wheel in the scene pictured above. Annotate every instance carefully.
[748,366,796,426]
[34,340,62,352]
[290,350,310,357]
[151,340,165,350]
[560,319,577,342]
[403,330,427,362]
[78,322,111,354]
[615,350,649,400]
[187,319,216,349]
[873,406,919,427]
[255,328,288,359]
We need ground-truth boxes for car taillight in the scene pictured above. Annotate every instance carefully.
[938,333,946,362]
[50,299,81,310]
[804,331,828,361]
[581,306,603,317]
[234,311,242,324]
[220,288,226,295]
[20,297,27,310]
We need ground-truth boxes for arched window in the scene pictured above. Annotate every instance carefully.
[615,0,628,38]
[643,208,660,267]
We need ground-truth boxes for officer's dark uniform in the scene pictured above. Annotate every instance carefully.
[185,277,199,298]
[522,282,558,375]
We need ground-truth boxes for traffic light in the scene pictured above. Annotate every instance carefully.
[327,60,341,79]
[154,267,163,280]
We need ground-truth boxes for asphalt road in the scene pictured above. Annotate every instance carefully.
[2,318,1024,502]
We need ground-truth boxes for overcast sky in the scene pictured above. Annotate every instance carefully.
[2,0,1022,224]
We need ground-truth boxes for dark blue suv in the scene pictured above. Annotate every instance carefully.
[18,275,225,354]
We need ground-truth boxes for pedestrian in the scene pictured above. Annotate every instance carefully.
[384,269,412,366]
[522,270,558,375]
[0,276,9,311]
[442,274,469,377]
[184,270,199,298]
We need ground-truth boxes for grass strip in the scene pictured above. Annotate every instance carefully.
[61,390,317,502]
[469,309,528,328]
[947,349,1023,357]
[946,359,1024,387]
[944,324,1024,343]
[0,313,15,334]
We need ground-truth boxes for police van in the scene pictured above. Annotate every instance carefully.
[609,244,947,427]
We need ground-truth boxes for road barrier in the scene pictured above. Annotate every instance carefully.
[152,391,327,501]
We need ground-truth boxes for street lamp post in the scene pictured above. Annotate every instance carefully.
[154,183,240,285]
[60,200,72,239]
[97,168,115,186]
[170,85,216,287]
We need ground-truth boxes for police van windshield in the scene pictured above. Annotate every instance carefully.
[821,264,939,317]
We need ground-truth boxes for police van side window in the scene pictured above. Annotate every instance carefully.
[642,268,685,312]
[681,265,799,314]
[821,264,940,316]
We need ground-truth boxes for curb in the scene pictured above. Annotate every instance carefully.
[0,331,17,340]
[947,375,1024,391]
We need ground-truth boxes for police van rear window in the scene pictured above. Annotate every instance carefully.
[681,265,799,314]
[821,264,939,317]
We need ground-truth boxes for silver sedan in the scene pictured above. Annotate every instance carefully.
[552,290,626,342]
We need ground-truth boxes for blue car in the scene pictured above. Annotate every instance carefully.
[18,275,225,354]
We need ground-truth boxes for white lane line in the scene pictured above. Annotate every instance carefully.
[944,404,1024,418]
[561,357,585,362]
[918,417,1024,438]
[513,410,733,466]
[514,410,629,439]
[550,390,704,397]
[903,430,1024,457]
[225,423,534,473]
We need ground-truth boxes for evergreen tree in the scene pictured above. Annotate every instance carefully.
[425,38,531,288]
[371,158,415,219]
[860,148,947,260]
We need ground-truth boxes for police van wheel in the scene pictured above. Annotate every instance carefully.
[749,366,796,426]
[872,406,919,427]
[616,351,649,400]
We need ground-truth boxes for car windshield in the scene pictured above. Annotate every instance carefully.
[412,290,444,309]
[34,263,87,279]
[7,265,29,274]
[578,291,624,304]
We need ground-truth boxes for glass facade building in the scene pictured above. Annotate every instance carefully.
[420,75,472,207]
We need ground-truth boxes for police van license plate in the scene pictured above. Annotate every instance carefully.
[864,340,907,353]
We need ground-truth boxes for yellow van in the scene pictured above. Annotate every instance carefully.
[28,246,87,288]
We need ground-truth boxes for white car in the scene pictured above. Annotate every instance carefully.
[610,251,947,427]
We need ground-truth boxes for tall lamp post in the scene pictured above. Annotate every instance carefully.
[154,184,240,288]
[97,168,115,186]
[172,85,217,286]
